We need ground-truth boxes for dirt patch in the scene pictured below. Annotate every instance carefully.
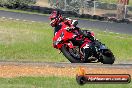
[36,0,50,7]
[0,64,132,78]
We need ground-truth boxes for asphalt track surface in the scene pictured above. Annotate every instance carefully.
[0,10,132,67]
[0,10,132,34]
[0,61,132,69]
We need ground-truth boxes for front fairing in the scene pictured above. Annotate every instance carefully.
[53,25,75,49]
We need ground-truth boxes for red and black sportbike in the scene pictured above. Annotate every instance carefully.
[53,22,115,64]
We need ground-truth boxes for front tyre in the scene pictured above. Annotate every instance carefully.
[61,45,84,63]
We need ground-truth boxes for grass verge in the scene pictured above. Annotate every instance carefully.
[0,76,131,88]
[0,19,131,62]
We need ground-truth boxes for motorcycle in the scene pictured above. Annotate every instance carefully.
[53,23,115,64]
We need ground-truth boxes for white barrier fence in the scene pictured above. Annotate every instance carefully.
[48,0,132,19]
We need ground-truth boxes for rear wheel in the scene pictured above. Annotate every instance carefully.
[100,49,115,64]
[61,45,84,63]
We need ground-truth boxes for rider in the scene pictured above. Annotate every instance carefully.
[49,10,95,62]
[49,10,78,35]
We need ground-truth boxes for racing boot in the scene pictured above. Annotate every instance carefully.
[81,43,92,62]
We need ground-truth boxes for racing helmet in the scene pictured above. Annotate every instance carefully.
[49,10,63,27]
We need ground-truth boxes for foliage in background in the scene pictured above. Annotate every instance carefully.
[67,0,81,13]
[0,0,36,8]
[100,0,132,5]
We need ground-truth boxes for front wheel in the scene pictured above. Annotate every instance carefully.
[61,45,84,63]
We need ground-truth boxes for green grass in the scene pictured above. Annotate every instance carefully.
[0,76,131,88]
[0,19,131,62]
[0,19,66,62]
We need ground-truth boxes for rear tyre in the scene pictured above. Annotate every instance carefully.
[61,45,84,63]
[101,49,115,64]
